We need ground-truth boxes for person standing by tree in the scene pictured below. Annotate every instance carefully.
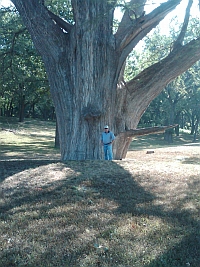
[10,0,200,161]
[101,126,115,160]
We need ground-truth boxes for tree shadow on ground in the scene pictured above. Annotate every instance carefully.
[182,157,200,164]
[144,231,200,267]
[0,160,59,182]
[0,160,199,266]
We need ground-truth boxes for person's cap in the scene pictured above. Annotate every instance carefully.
[104,125,109,129]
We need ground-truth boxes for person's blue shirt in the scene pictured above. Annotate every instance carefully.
[101,130,115,144]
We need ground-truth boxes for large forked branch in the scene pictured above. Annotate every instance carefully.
[127,37,200,97]
[115,0,181,76]
[120,36,200,126]
[115,0,147,41]
[116,0,146,34]
[115,0,181,52]
[119,125,178,138]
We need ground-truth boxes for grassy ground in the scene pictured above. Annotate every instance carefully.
[0,117,200,267]
[0,117,60,160]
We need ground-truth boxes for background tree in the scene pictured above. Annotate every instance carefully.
[9,0,200,160]
[0,6,53,121]
[139,63,200,142]
[185,62,200,140]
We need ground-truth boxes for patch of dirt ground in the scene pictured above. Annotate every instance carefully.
[126,143,200,171]
[124,144,200,181]
[124,144,200,210]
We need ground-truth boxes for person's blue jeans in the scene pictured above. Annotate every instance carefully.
[103,144,113,160]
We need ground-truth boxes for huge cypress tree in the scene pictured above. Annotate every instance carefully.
[10,0,200,160]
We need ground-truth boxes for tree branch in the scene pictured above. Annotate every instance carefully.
[127,37,200,97]
[115,0,145,40]
[115,0,181,53]
[173,0,193,49]
[10,0,68,57]
[119,37,200,127]
[114,0,182,83]
[47,9,73,33]
[119,124,178,138]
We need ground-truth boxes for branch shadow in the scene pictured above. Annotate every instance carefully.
[144,230,200,267]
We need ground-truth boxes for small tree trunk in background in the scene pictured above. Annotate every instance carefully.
[193,117,199,142]
[175,113,180,136]
[164,129,173,143]
[175,125,179,136]
[191,114,195,135]
[19,95,25,122]
[55,119,60,149]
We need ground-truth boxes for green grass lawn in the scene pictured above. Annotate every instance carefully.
[0,117,60,160]
[0,117,200,267]
[130,130,198,151]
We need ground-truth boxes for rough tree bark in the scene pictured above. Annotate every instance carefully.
[11,0,200,160]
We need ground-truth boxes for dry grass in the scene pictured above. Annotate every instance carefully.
[0,118,60,160]
[0,118,200,266]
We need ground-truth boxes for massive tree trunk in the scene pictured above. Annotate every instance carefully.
[11,0,200,160]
